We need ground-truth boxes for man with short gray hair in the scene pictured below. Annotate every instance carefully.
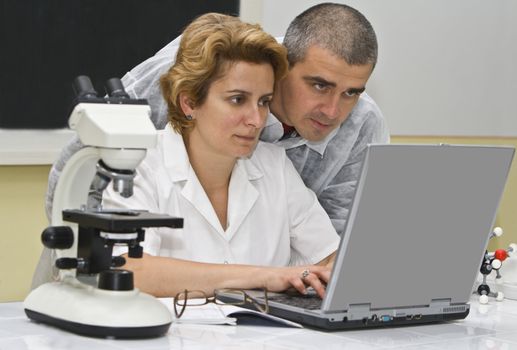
[263,3,389,234]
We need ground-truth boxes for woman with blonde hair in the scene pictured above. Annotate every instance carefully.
[105,13,339,299]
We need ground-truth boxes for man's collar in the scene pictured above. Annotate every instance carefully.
[302,127,339,155]
[261,112,338,156]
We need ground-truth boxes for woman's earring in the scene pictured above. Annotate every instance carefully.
[185,114,193,121]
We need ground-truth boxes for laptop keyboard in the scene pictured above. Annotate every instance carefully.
[268,292,323,310]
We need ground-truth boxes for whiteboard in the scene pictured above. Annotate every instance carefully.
[241,0,517,137]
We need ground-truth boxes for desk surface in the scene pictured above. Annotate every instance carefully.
[2,297,517,349]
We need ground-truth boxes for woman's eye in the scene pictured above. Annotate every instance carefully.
[258,98,271,107]
[344,91,358,97]
[230,96,244,104]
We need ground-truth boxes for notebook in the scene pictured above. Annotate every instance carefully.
[218,144,515,330]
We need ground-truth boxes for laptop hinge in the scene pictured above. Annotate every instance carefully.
[348,303,372,320]
[430,298,452,307]
[430,298,469,314]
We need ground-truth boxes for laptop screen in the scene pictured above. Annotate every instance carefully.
[324,144,514,312]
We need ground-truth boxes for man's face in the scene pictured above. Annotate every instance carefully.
[272,45,374,142]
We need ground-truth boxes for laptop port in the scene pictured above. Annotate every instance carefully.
[380,315,392,322]
[371,314,378,322]
[405,314,413,320]
[414,314,422,320]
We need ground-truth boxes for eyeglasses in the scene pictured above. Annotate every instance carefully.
[173,288,269,319]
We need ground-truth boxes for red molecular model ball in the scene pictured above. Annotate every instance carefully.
[494,249,508,261]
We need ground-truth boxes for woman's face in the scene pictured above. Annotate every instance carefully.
[186,61,274,159]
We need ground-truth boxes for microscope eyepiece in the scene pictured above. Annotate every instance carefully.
[105,77,130,99]
[73,75,98,99]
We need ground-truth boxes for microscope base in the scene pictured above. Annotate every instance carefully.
[24,278,172,338]
[25,309,170,339]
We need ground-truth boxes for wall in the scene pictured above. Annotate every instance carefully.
[391,136,517,251]
[0,166,50,302]
[241,0,517,137]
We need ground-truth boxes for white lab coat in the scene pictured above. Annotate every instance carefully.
[105,125,339,266]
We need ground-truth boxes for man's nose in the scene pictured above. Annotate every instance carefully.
[320,95,341,120]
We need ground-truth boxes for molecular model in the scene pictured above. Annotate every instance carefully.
[476,227,517,304]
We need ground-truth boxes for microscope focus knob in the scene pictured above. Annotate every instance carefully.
[98,269,134,291]
[41,226,74,249]
[128,245,144,258]
[111,256,126,268]
[55,258,78,269]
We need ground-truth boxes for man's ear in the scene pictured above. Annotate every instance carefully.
[179,92,195,116]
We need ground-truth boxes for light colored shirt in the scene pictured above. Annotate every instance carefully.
[261,95,390,234]
[104,125,339,266]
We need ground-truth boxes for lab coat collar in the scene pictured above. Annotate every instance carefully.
[161,124,263,182]
[161,124,262,237]
[161,124,190,182]
[226,159,260,239]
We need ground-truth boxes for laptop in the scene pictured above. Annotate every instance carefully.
[218,144,514,330]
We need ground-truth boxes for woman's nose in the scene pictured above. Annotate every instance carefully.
[246,106,267,128]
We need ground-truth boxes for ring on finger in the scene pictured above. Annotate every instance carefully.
[301,269,310,279]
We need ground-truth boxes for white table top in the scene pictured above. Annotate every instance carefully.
[3,297,517,349]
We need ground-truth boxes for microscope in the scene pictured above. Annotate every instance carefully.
[24,76,183,338]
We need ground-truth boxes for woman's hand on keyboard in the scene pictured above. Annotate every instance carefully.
[262,265,331,298]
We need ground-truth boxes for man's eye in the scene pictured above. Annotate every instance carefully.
[344,90,361,97]
[313,83,327,91]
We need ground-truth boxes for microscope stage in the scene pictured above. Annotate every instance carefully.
[62,209,183,232]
